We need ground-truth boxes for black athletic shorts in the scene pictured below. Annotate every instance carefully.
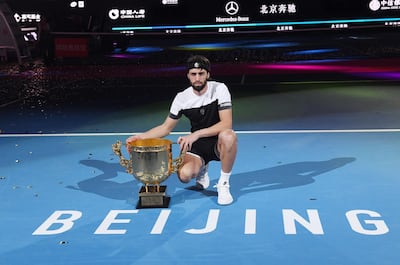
[188,136,220,164]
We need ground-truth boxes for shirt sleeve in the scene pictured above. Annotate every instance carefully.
[169,93,183,119]
[217,83,232,110]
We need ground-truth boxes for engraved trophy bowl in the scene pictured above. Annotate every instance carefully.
[112,138,182,208]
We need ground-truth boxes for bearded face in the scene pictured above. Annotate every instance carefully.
[187,68,209,93]
[192,80,207,92]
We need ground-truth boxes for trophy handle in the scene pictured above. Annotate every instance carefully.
[172,151,185,173]
[112,140,133,174]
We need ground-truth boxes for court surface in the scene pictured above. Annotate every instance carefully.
[2,30,400,264]
[2,75,400,265]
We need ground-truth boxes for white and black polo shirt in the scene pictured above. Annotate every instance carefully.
[169,81,232,132]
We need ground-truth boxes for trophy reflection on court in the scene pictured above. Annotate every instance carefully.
[112,138,182,208]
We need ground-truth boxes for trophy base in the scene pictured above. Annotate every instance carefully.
[136,185,170,209]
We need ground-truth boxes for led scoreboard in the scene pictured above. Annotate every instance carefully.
[106,0,400,35]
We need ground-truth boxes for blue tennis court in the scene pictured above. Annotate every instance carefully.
[2,72,400,264]
[2,27,400,265]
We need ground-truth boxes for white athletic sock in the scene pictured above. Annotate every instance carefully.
[218,170,231,185]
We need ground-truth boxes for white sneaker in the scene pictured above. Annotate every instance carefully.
[214,182,233,205]
[196,164,209,189]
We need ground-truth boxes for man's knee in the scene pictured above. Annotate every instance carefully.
[219,129,237,146]
[177,166,198,183]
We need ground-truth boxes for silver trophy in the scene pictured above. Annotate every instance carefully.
[112,138,182,208]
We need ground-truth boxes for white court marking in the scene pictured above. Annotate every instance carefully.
[1,129,400,138]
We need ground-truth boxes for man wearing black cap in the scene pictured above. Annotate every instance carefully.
[126,55,237,205]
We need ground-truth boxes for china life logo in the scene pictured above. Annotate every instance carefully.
[369,0,400,11]
[108,8,146,20]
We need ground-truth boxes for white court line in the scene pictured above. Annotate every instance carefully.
[1,129,400,137]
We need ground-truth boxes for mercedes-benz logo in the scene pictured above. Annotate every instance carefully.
[225,1,239,16]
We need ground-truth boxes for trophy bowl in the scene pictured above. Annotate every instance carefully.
[112,138,182,208]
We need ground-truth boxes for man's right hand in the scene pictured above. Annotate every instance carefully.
[125,135,141,152]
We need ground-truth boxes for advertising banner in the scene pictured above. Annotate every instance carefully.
[54,37,88,58]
